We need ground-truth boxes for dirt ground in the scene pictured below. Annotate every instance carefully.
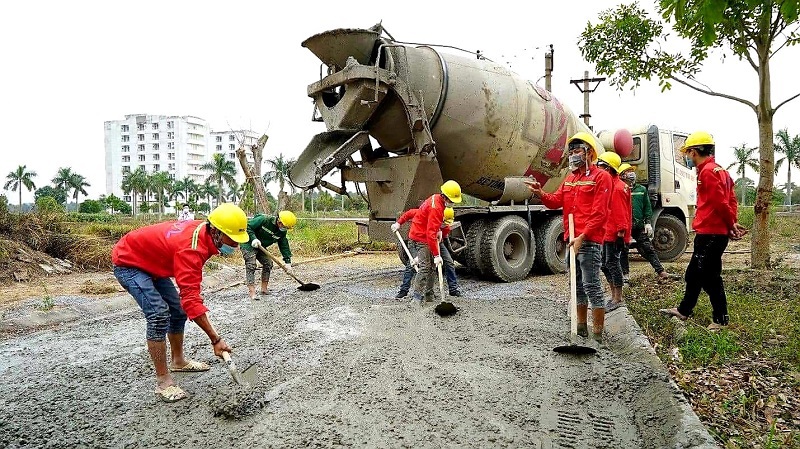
[0,253,718,448]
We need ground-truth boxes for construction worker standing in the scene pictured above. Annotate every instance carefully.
[392,207,462,299]
[407,180,463,305]
[240,210,296,300]
[112,203,249,402]
[526,132,612,343]
[596,151,630,312]
[660,131,746,330]
[618,164,677,283]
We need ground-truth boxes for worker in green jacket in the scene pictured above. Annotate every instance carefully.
[618,164,675,283]
[240,210,297,299]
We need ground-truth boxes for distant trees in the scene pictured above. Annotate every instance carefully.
[201,153,237,207]
[263,153,296,210]
[4,165,37,213]
[775,129,800,206]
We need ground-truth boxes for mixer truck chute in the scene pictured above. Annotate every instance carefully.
[290,25,695,282]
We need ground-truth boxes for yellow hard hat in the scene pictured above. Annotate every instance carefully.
[440,180,463,203]
[278,210,297,229]
[618,163,634,173]
[568,132,599,162]
[443,207,455,225]
[597,151,622,171]
[207,203,249,243]
[681,131,715,152]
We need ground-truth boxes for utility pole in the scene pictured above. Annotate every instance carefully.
[569,71,605,130]
[544,44,554,92]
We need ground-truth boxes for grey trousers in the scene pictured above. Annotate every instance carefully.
[409,240,441,301]
[242,247,273,285]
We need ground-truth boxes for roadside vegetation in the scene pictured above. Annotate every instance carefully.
[626,214,800,448]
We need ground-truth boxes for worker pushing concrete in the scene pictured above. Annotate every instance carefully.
[392,206,462,299]
[596,151,631,312]
[111,203,249,402]
[526,132,612,343]
[240,210,296,300]
[618,163,678,284]
[407,180,463,305]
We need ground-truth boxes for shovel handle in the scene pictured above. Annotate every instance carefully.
[221,351,232,362]
[437,263,445,299]
[395,231,419,272]
[257,246,305,284]
[568,214,578,338]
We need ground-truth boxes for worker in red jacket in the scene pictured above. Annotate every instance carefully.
[392,206,461,298]
[406,180,463,305]
[112,203,249,402]
[596,151,631,312]
[526,132,613,343]
[660,131,747,331]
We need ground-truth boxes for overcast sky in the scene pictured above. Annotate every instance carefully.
[1,0,798,203]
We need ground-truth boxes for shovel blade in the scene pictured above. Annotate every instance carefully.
[297,283,320,291]
[240,363,259,386]
[553,344,597,355]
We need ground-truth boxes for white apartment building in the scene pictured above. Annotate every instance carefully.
[105,115,260,209]
[209,130,259,186]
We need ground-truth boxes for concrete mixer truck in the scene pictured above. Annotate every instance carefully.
[290,25,697,282]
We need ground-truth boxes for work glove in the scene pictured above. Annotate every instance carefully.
[284,263,293,275]
[433,255,443,267]
[411,256,419,266]
[251,239,261,249]
[391,222,401,232]
[644,224,654,239]
[615,236,625,252]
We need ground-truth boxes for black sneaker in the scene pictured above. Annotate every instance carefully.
[395,290,408,299]
[449,290,463,297]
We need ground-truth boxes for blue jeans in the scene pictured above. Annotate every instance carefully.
[399,242,458,293]
[113,265,186,341]
[572,241,605,308]
[601,242,624,287]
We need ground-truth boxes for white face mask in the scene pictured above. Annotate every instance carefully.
[568,154,585,171]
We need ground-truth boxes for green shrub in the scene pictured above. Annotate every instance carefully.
[35,196,64,214]
[79,200,104,214]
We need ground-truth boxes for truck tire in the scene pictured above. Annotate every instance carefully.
[464,218,489,276]
[480,215,536,282]
[653,214,688,262]
[534,215,567,274]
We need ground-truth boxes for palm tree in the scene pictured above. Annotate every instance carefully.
[173,176,199,204]
[4,165,37,213]
[200,153,237,207]
[67,173,90,211]
[52,167,73,192]
[263,153,296,210]
[726,144,759,206]
[149,171,173,216]
[775,128,800,206]
[199,180,219,210]
[227,180,243,204]
[121,167,148,216]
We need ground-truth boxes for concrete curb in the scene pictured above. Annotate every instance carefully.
[604,307,719,448]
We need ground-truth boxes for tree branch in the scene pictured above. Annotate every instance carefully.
[773,91,800,114]
[671,76,757,111]
[770,24,800,57]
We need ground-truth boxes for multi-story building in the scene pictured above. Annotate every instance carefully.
[209,130,260,186]
[105,114,259,209]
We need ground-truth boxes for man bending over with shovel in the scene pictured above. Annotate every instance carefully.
[526,132,612,343]
[392,206,462,299]
[112,203,249,402]
[240,210,296,300]
[407,180,463,306]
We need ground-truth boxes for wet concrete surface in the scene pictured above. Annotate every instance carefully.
[0,254,716,448]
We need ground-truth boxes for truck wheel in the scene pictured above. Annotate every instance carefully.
[464,218,488,276]
[653,214,688,262]
[534,215,567,274]
[480,215,535,282]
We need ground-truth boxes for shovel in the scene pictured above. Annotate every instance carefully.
[221,351,258,387]
[257,246,320,291]
[553,214,597,355]
[395,230,419,272]
[434,260,458,316]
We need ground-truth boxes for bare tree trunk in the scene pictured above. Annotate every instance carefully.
[787,166,792,207]
[236,134,271,214]
[752,54,774,269]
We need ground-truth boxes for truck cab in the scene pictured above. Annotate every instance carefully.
[625,125,696,261]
